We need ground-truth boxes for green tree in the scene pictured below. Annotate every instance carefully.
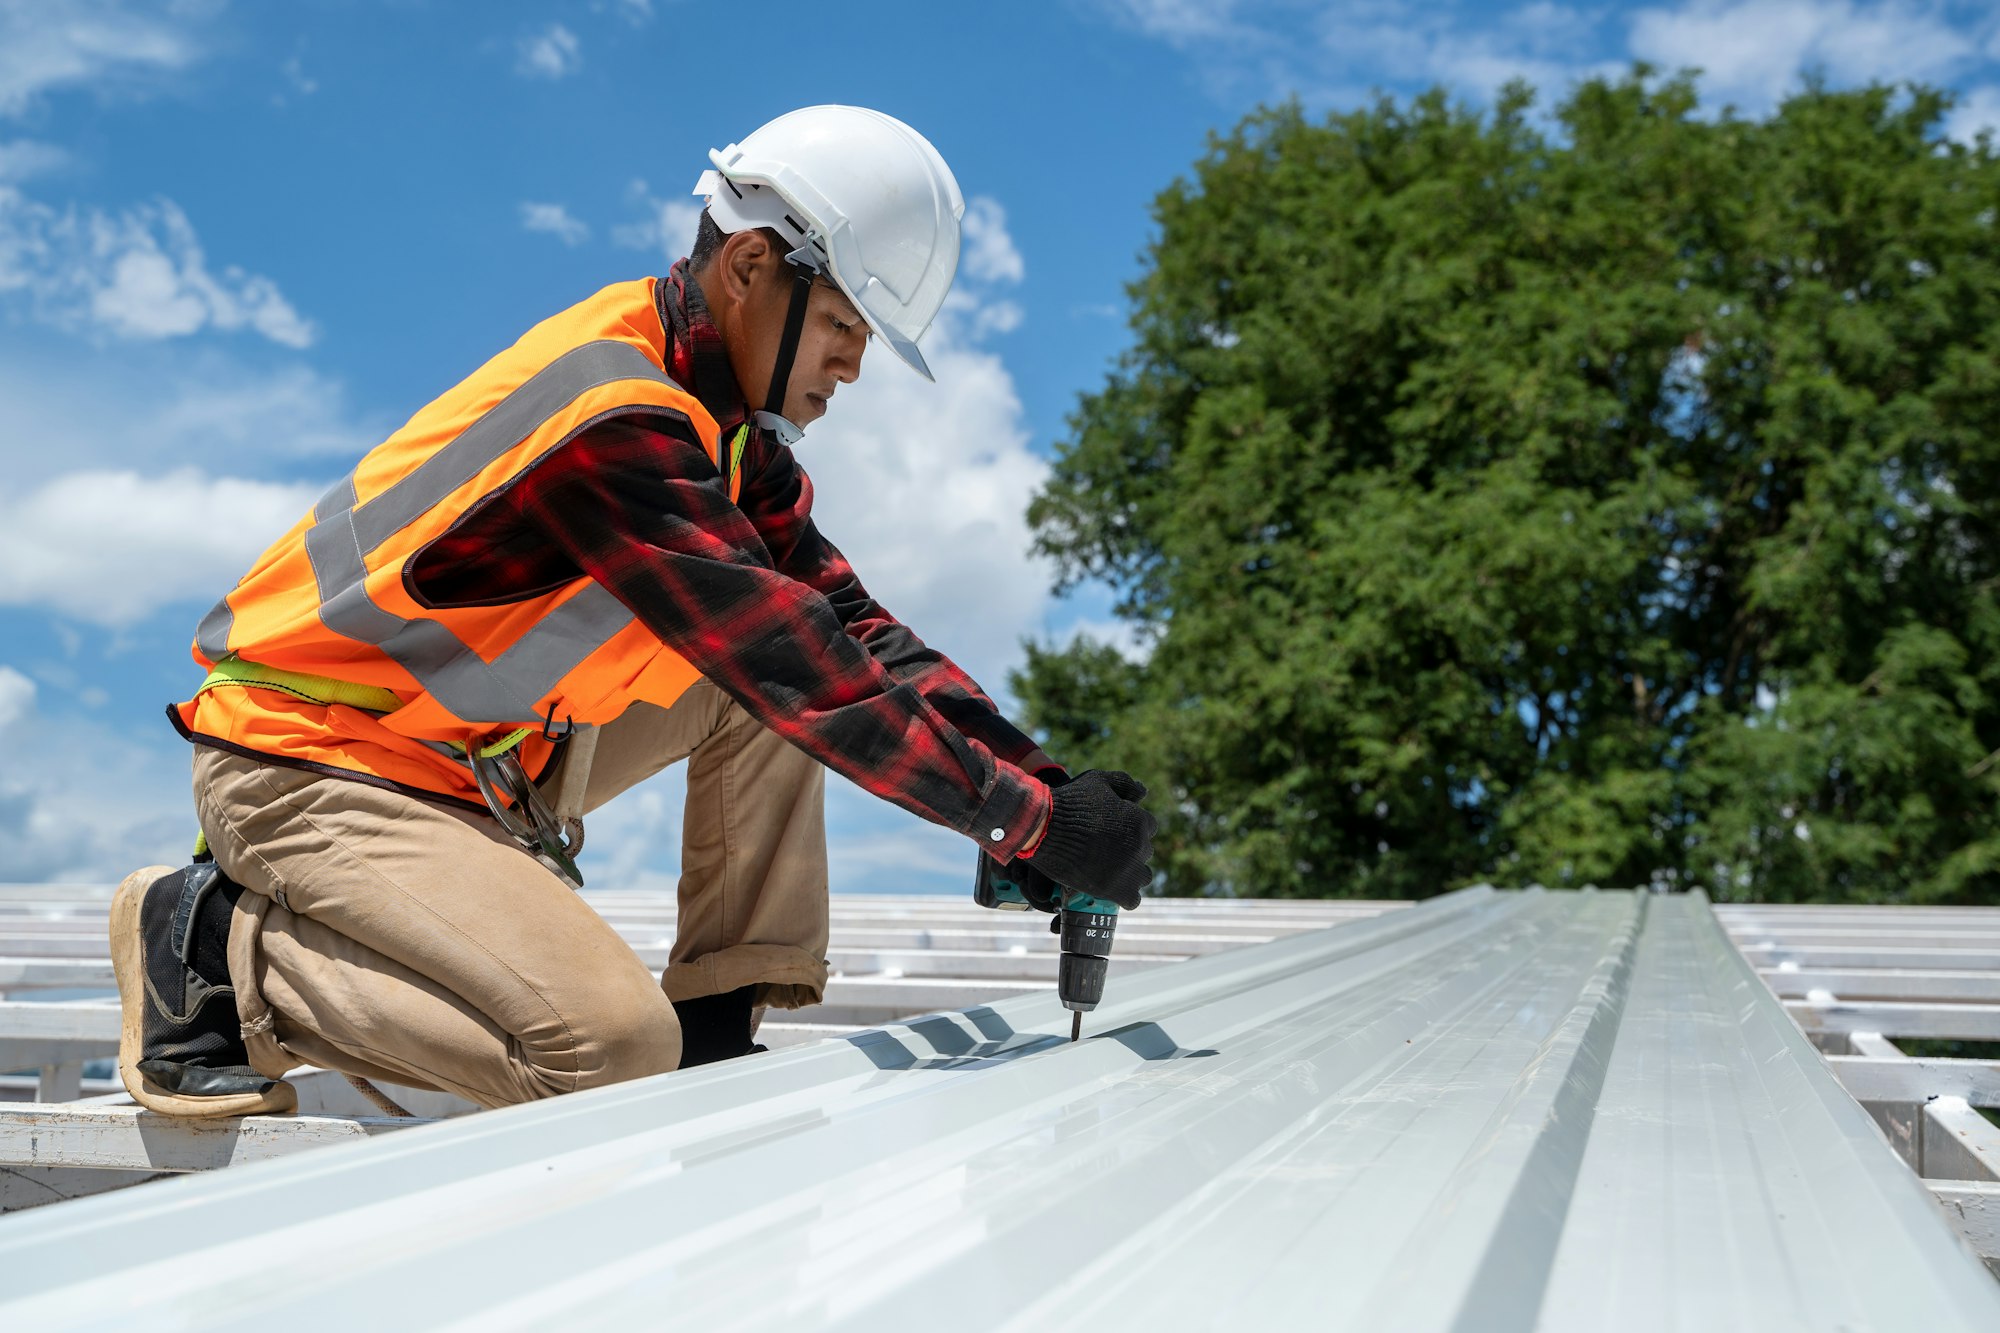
[1016,72,2000,904]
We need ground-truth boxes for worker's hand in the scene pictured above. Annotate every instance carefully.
[1023,769,1156,910]
[1002,859,1066,913]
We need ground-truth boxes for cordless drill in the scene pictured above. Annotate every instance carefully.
[973,855,1119,1042]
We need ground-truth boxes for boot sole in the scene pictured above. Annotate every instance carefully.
[111,866,296,1119]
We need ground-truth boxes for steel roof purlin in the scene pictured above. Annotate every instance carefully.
[0,885,1995,1332]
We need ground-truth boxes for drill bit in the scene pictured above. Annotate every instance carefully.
[1070,1011,1082,1043]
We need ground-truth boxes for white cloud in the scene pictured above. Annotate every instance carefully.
[0,665,195,883]
[826,777,975,893]
[1104,0,1630,110]
[613,180,703,261]
[144,363,372,460]
[1103,0,1253,46]
[939,287,1025,343]
[0,139,66,182]
[0,468,318,627]
[516,24,583,80]
[598,0,654,24]
[1060,616,1156,664]
[0,357,378,884]
[0,187,314,346]
[1106,0,2000,125]
[969,298,1024,338]
[1946,85,2000,142]
[520,200,590,246]
[280,55,318,99]
[0,665,31,731]
[800,296,1052,696]
[960,196,1026,284]
[1628,0,1980,113]
[0,347,373,490]
[1302,2,1623,105]
[0,0,203,117]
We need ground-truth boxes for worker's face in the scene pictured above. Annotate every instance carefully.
[713,230,870,430]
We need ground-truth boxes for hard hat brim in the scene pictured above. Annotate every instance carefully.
[873,323,934,382]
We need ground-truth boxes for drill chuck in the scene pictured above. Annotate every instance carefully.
[1056,905,1118,1013]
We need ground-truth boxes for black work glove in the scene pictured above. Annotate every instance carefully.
[1007,766,1071,911]
[1001,859,1066,913]
[1023,769,1157,910]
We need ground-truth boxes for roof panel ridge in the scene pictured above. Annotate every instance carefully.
[1329,891,1648,1331]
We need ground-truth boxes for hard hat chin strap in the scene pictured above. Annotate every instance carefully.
[755,260,818,446]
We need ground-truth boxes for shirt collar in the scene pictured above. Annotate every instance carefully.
[658,260,749,432]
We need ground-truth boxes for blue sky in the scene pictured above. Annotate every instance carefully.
[1,0,1997,893]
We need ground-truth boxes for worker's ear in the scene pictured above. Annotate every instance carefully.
[714,228,775,309]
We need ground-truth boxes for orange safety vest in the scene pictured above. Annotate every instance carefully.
[175,278,746,805]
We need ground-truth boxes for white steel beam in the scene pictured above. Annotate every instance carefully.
[1933,1182,2000,1274]
[1762,969,2000,1003]
[1924,1098,2000,1184]
[1845,1031,1905,1059]
[1830,1057,2000,1106]
[1739,942,2000,971]
[0,1165,166,1213]
[1733,927,2000,949]
[0,1104,428,1172]
[0,958,115,989]
[35,1062,79,1103]
[1785,999,2000,1041]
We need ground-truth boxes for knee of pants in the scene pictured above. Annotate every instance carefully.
[566,985,683,1092]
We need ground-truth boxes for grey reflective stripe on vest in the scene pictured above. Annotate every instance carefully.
[302,340,678,725]
[194,595,235,662]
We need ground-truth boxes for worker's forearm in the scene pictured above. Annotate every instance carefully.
[521,451,1048,854]
[777,516,1053,773]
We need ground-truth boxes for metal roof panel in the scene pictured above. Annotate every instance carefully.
[0,887,1991,1331]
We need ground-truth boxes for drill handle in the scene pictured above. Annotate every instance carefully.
[972,853,1033,910]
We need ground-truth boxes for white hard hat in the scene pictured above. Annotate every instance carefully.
[693,105,965,381]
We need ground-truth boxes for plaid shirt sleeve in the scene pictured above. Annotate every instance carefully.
[731,433,1066,782]
[510,414,1053,859]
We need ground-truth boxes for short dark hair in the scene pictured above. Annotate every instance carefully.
[688,213,834,288]
[688,211,730,270]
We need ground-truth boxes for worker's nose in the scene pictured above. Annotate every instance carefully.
[831,340,863,385]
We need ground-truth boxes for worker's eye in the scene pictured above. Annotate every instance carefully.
[828,315,852,334]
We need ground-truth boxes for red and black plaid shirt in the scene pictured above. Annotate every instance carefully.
[411,264,1056,859]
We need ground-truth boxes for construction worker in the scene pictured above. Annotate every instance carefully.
[111,105,1158,1117]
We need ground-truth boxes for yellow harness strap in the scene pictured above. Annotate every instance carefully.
[724,423,748,502]
[196,656,533,759]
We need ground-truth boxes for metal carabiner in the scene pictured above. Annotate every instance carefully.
[469,747,586,890]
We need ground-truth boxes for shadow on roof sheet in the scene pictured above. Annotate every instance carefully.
[847,1009,1217,1072]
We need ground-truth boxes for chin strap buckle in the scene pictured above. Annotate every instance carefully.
[752,409,803,445]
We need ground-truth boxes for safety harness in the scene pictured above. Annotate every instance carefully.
[194,421,755,891]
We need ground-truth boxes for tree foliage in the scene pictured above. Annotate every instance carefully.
[1016,72,2000,903]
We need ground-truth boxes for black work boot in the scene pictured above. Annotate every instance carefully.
[110,862,295,1117]
[671,984,770,1068]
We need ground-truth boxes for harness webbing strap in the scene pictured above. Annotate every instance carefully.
[198,656,404,713]
[723,423,748,502]
[195,657,532,759]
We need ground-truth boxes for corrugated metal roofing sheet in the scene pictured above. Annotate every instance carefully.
[0,885,1993,1331]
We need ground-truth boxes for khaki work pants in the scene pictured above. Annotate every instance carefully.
[191,681,829,1108]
